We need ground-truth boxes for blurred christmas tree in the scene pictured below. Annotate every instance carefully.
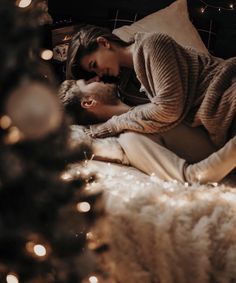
[0,0,107,282]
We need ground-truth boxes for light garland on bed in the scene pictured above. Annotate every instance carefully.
[199,0,236,13]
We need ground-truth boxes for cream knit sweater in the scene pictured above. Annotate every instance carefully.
[96,32,236,147]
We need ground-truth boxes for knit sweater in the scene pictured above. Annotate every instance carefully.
[94,32,236,147]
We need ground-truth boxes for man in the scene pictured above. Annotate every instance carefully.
[58,79,236,184]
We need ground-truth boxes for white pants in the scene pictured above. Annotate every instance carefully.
[117,124,236,184]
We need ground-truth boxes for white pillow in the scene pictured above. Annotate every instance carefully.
[112,0,208,53]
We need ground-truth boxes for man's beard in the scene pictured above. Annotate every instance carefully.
[97,83,120,105]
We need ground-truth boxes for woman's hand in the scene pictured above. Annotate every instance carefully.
[83,124,117,138]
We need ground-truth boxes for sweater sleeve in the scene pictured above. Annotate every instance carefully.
[89,102,183,138]
[134,33,189,123]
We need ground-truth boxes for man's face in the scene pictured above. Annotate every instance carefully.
[76,79,119,105]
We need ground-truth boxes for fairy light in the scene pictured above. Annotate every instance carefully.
[26,241,34,252]
[6,274,19,283]
[199,0,236,12]
[86,230,102,251]
[40,49,53,61]
[88,240,99,250]
[60,172,72,181]
[77,201,91,213]
[0,115,12,129]
[4,126,22,144]
[16,0,32,8]
[86,231,94,240]
[26,241,48,259]
[33,244,47,257]
[89,276,98,283]
[200,7,205,13]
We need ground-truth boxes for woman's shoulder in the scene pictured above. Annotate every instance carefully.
[134,32,177,51]
[133,32,178,56]
[134,31,175,43]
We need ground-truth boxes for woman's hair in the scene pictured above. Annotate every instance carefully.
[66,24,131,80]
[58,79,98,125]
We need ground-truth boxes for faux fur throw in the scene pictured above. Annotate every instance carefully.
[67,160,236,283]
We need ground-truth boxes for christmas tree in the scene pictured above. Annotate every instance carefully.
[0,1,106,282]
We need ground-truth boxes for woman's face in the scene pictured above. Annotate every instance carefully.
[80,42,120,78]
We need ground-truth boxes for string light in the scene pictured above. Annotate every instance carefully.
[86,232,94,240]
[199,0,236,12]
[26,241,47,257]
[201,6,206,13]
[60,172,73,181]
[40,49,53,61]
[89,276,98,283]
[33,244,47,257]
[4,126,22,144]
[6,274,19,283]
[0,115,12,129]
[77,202,91,213]
[16,0,32,8]
[86,231,102,250]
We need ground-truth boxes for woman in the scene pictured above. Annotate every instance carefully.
[66,24,236,147]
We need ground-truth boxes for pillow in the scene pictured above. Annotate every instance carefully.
[112,0,208,53]
[69,125,129,165]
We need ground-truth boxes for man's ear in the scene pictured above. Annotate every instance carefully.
[81,97,97,109]
[97,36,110,48]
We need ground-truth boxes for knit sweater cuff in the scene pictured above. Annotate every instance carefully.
[90,119,120,138]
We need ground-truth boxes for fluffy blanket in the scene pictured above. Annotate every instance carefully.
[67,160,236,283]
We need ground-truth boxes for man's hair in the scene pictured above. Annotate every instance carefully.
[58,80,98,125]
[66,24,131,80]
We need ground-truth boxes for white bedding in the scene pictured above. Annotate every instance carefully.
[67,160,236,283]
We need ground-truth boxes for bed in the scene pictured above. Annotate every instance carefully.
[66,122,236,282]
[65,159,236,283]
[53,1,236,281]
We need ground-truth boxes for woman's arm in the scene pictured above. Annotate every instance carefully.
[88,102,183,138]
[88,33,197,138]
